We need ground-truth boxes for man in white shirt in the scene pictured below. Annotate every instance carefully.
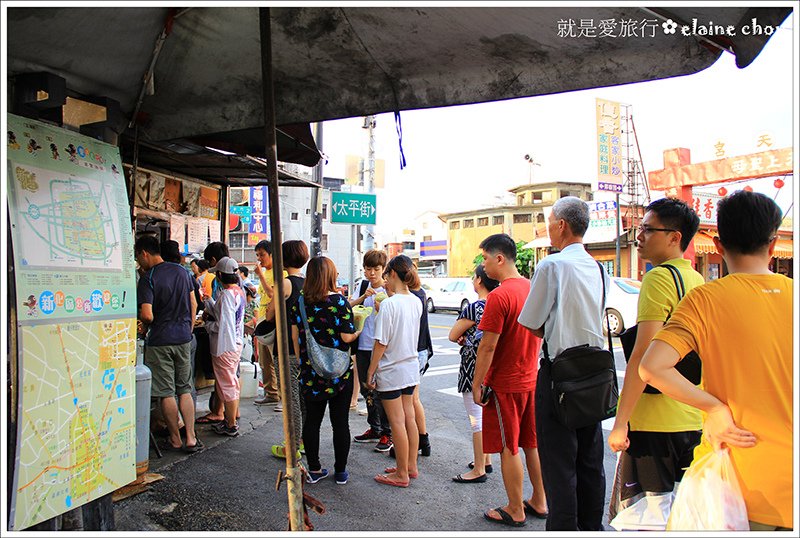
[517,196,610,531]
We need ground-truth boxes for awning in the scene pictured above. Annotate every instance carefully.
[693,232,794,259]
[692,232,718,255]
[523,237,552,249]
[773,239,793,259]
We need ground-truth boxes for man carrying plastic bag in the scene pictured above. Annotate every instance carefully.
[640,191,793,531]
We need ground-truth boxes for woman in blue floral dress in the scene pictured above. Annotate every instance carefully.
[291,256,361,485]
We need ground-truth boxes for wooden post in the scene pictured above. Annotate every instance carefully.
[259,7,305,531]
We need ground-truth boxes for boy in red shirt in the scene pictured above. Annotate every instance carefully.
[473,234,547,527]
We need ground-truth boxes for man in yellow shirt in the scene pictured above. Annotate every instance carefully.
[640,191,792,531]
[607,198,704,530]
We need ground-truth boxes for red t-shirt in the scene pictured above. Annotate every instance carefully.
[477,277,542,392]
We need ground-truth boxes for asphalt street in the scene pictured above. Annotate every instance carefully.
[114,312,627,532]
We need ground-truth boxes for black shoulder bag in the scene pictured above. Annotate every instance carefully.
[618,264,701,394]
[544,263,619,430]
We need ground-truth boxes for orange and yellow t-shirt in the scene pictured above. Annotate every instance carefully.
[653,273,793,528]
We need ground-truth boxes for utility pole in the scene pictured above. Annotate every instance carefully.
[524,153,541,184]
[362,115,376,251]
[309,122,323,257]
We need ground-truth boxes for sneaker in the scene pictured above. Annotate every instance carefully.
[212,422,240,437]
[271,444,301,459]
[254,396,279,406]
[306,468,329,484]
[334,470,349,485]
[274,403,283,412]
[375,435,393,452]
[354,427,381,443]
[357,407,368,416]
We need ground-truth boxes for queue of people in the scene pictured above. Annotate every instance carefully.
[134,190,791,531]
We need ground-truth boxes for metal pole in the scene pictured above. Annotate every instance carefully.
[364,115,376,251]
[349,225,356,299]
[615,192,621,277]
[258,7,304,531]
[309,123,324,257]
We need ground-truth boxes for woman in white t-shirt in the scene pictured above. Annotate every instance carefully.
[366,255,422,488]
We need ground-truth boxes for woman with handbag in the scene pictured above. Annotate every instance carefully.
[291,256,360,485]
[365,255,423,488]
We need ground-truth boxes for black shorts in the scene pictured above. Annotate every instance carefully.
[378,385,417,400]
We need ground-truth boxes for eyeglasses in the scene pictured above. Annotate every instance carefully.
[637,224,677,234]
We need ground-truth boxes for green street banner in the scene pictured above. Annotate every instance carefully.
[330,192,377,225]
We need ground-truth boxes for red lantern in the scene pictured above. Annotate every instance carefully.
[743,185,753,192]
[774,178,785,189]
[717,186,728,196]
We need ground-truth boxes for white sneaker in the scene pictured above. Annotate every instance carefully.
[274,403,283,412]
[357,407,368,416]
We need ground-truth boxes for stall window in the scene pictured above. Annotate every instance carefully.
[477,217,488,227]
[463,219,474,228]
[513,214,532,224]
[492,215,504,226]
[450,221,460,230]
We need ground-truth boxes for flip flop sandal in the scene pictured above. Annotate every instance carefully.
[384,466,418,479]
[374,474,409,488]
[484,507,526,527]
[195,415,223,424]
[182,439,205,453]
[523,500,549,519]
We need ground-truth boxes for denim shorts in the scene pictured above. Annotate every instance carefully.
[378,385,417,400]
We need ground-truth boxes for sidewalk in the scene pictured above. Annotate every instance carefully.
[113,387,550,532]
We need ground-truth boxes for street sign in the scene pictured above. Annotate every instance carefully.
[331,192,377,225]
[230,205,251,217]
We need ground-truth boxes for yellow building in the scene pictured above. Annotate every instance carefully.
[441,181,593,276]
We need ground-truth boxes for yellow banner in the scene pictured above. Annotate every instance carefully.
[596,98,623,191]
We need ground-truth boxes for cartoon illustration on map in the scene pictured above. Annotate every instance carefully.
[9,163,123,270]
[11,319,137,530]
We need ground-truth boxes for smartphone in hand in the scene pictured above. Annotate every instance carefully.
[480,385,494,405]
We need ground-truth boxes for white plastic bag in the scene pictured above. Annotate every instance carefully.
[666,447,749,530]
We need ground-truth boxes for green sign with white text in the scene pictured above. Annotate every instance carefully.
[330,192,377,225]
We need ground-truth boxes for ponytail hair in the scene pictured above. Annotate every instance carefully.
[386,254,419,290]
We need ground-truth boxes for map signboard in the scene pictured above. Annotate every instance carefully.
[7,114,137,529]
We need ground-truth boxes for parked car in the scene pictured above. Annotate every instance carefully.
[604,277,641,336]
[423,277,478,313]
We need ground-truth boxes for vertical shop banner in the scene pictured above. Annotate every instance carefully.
[248,186,268,244]
[596,98,623,192]
[6,114,137,529]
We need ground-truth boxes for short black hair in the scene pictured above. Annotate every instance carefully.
[218,272,239,285]
[646,197,700,252]
[717,190,782,256]
[134,235,159,256]
[238,266,250,277]
[195,259,210,272]
[203,241,229,263]
[160,240,182,263]
[475,264,500,292]
[254,240,272,255]
[479,233,517,261]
